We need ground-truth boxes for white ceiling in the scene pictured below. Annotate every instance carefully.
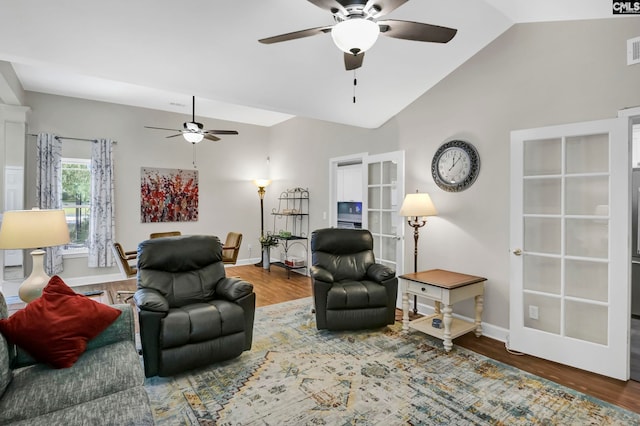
[0,0,619,129]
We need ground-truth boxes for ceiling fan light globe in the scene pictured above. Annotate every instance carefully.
[331,19,380,54]
[183,132,204,143]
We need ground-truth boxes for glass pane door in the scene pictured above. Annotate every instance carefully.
[510,118,628,380]
[365,152,404,274]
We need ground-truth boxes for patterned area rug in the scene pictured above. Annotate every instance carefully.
[145,298,640,425]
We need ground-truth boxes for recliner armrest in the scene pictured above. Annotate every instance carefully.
[134,288,169,313]
[216,277,253,301]
[310,265,334,283]
[366,263,396,283]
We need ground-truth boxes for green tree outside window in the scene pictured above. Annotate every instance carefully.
[61,159,91,249]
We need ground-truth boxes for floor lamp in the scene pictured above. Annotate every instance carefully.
[399,191,438,314]
[253,179,271,267]
[0,208,70,303]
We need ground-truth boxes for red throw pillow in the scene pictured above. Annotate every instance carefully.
[0,275,121,368]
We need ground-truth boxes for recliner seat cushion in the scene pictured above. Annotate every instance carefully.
[326,280,389,310]
[161,300,245,349]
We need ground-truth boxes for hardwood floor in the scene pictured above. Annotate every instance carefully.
[81,264,640,414]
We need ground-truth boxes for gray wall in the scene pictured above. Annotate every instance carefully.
[388,17,640,328]
[20,17,640,333]
[25,93,272,277]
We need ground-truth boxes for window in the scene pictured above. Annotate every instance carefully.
[61,158,91,254]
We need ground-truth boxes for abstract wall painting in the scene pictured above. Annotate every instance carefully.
[140,167,198,223]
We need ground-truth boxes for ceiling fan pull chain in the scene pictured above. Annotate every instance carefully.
[353,69,357,104]
[192,143,197,168]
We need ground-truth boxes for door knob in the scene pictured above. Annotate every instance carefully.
[513,248,522,256]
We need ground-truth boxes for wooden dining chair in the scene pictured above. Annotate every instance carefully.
[112,242,137,278]
[149,231,181,239]
[222,232,242,265]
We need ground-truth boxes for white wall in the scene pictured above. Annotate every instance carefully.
[16,17,640,335]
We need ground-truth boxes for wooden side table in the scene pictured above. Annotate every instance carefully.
[399,269,486,352]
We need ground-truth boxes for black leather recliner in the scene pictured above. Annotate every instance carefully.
[134,235,255,377]
[310,228,398,330]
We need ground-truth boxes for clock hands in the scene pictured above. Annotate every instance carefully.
[448,152,460,171]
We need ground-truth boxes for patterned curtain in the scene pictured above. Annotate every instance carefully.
[88,139,115,267]
[36,133,64,275]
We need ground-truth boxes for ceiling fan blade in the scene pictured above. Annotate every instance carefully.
[344,52,364,71]
[365,0,408,18]
[145,126,181,132]
[165,133,183,139]
[378,20,457,43]
[259,26,333,44]
[306,0,347,14]
[206,130,239,135]
[203,134,221,142]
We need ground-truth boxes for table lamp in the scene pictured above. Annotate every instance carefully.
[0,208,70,303]
[399,191,438,314]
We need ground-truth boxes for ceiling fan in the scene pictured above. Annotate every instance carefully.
[259,0,457,71]
[145,96,239,144]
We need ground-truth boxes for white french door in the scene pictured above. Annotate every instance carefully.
[364,151,405,276]
[4,166,23,267]
[509,118,629,380]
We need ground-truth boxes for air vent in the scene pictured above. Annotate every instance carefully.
[629,36,640,65]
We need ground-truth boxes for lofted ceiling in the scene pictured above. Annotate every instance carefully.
[0,0,621,129]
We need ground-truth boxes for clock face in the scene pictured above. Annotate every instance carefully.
[431,140,480,192]
[437,147,471,184]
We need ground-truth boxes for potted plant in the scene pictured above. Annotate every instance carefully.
[259,233,279,270]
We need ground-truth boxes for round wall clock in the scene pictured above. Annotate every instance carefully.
[431,140,480,192]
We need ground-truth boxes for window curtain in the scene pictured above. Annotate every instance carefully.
[36,133,64,275]
[88,139,115,267]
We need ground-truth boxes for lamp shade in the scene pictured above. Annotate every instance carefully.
[331,18,380,54]
[0,209,70,249]
[399,193,438,218]
[183,132,204,143]
[253,179,272,188]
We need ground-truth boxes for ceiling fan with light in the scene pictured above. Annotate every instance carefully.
[145,96,239,144]
[259,0,457,71]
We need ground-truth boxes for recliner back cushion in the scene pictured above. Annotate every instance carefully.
[138,235,226,307]
[312,251,375,282]
[311,228,376,281]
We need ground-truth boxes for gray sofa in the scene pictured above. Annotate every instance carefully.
[0,292,153,425]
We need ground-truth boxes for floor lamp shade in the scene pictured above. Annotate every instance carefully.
[400,192,437,314]
[0,209,71,303]
[399,193,438,218]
